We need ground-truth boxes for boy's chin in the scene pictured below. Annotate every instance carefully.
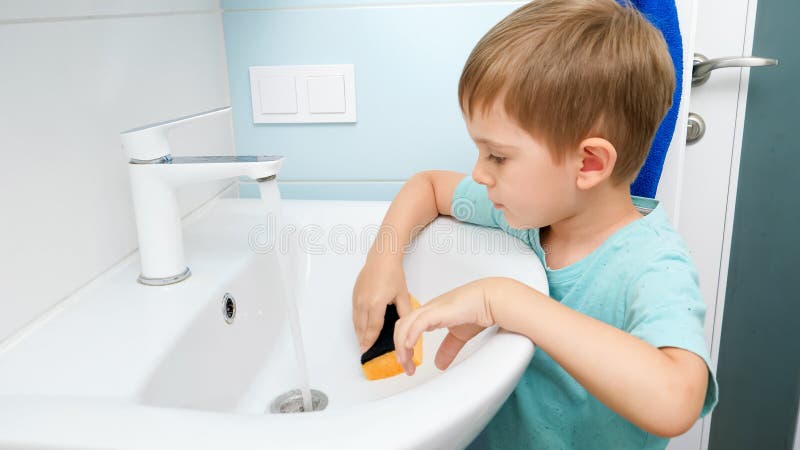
[502,211,539,230]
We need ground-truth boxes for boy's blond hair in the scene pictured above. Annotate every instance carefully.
[458,0,675,184]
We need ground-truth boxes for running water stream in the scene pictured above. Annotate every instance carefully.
[258,180,313,412]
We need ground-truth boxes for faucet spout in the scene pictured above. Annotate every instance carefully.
[130,155,283,185]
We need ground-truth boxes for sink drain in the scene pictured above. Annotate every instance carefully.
[270,389,328,413]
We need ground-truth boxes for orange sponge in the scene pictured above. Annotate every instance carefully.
[360,294,423,380]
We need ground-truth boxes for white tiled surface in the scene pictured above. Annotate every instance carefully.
[0,0,233,342]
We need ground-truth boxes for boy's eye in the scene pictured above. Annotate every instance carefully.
[487,153,507,164]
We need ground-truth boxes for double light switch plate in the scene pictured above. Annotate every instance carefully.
[249,64,357,124]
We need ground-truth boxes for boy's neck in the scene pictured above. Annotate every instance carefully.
[540,184,642,269]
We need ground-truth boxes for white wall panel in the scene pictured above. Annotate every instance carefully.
[0,8,232,341]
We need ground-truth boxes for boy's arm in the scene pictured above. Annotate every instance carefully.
[394,276,709,438]
[353,170,466,351]
[489,278,708,438]
[365,170,465,265]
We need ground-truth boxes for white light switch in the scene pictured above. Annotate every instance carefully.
[307,76,346,113]
[258,76,297,114]
[249,64,357,123]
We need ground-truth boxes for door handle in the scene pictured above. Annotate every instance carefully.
[693,53,778,86]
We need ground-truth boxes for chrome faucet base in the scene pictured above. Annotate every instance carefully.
[137,267,192,286]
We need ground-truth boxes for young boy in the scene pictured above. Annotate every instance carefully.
[352,0,718,448]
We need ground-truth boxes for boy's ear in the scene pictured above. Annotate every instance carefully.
[575,137,617,190]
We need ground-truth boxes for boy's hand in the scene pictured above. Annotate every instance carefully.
[394,279,496,376]
[352,258,412,353]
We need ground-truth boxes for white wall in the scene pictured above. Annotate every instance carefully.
[0,0,234,342]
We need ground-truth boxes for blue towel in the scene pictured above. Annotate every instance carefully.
[624,0,683,198]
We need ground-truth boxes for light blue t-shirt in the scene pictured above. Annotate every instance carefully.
[452,176,719,450]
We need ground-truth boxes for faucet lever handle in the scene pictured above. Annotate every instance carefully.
[120,106,232,162]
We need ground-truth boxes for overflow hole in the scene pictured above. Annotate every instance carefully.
[223,293,236,324]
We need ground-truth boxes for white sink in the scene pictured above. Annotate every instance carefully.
[0,197,546,449]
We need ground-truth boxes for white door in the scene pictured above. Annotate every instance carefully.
[658,0,778,449]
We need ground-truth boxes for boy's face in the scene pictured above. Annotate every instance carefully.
[465,98,579,229]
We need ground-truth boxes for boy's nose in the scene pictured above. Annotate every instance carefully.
[472,163,495,187]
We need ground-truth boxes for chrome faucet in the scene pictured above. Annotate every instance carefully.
[120,106,283,286]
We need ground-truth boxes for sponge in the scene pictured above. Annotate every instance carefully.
[360,294,423,380]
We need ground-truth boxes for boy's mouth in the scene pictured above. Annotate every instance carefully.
[489,193,503,209]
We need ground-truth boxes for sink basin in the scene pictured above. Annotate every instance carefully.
[0,196,547,449]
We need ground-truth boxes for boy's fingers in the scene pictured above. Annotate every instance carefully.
[358,319,370,354]
[394,337,411,374]
[394,311,418,373]
[395,292,412,317]
[405,310,438,349]
[435,331,467,371]
[395,309,432,376]
[354,300,370,352]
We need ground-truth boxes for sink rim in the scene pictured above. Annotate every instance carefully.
[0,332,532,448]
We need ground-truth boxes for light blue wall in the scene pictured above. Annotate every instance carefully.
[222,0,524,199]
